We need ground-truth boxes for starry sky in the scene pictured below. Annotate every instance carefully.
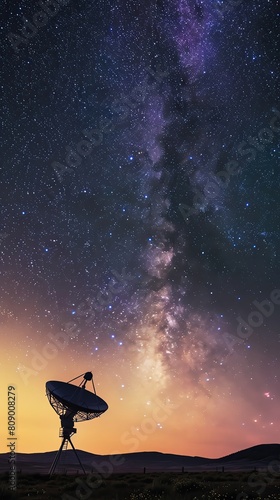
[0,0,279,459]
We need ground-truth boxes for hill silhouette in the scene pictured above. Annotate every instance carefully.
[1,444,279,473]
[216,443,280,463]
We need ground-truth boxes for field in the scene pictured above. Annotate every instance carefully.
[1,471,280,499]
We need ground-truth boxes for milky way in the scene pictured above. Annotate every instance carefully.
[0,0,280,456]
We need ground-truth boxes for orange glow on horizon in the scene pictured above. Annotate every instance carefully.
[1,322,278,460]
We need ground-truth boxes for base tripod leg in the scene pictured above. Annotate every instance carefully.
[49,438,66,477]
[68,437,86,474]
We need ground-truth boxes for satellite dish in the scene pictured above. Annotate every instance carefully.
[46,371,108,476]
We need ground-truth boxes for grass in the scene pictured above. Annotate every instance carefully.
[0,470,280,499]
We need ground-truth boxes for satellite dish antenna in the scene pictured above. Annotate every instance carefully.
[46,371,108,476]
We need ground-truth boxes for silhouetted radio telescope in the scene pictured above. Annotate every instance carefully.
[46,371,108,476]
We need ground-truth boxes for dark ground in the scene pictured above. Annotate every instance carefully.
[1,471,280,499]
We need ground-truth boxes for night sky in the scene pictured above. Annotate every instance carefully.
[0,0,280,457]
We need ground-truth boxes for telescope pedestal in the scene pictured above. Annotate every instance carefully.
[49,435,86,476]
[49,414,86,476]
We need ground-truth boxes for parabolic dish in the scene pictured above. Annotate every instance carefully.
[46,381,108,420]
